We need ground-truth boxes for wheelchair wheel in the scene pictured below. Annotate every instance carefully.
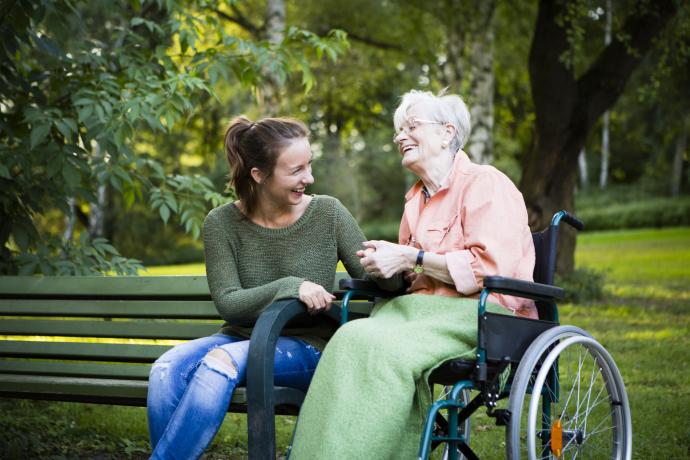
[506,326,632,460]
[438,386,471,460]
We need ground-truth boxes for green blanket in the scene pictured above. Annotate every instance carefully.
[289,294,507,459]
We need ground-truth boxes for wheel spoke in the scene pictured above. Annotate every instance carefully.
[506,328,630,460]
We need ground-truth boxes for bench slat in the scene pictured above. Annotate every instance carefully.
[0,374,248,404]
[0,274,352,298]
[0,299,372,317]
[0,299,219,318]
[0,319,221,340]
[0,276,211,298]
[0,341,171,362]
[0,360,151,379]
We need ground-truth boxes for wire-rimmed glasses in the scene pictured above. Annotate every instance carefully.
[393,118,446,143]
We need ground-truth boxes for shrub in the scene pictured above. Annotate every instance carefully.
[361,220,400,242]
[577,197,690,231]
[556,267,606,304]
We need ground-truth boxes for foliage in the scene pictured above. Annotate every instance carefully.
[555,267,606,303]
[361,219,401,242]
[0,0,348,275]
[577,196,690,230]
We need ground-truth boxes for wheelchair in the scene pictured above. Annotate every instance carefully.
[339,211,632,460]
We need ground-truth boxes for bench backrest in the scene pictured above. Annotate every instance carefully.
[0,273,357,405]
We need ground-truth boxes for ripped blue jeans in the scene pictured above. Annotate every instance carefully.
[146,333,320,460]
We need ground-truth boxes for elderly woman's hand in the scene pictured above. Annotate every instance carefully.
[357,240,417,279]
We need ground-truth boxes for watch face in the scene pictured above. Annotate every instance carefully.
[413,265,424,274]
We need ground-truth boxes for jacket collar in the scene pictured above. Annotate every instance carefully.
[403,150,471,202]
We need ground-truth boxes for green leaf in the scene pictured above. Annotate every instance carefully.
[149,160,166,178]
[109,174,122,192]
[78,105,94,123]
[159,204,170,224]
[73,98,94,106]
[32,32,63,59]
[0,164,10,179]
[113,165,133,184]
[30,122,51,149]
[13,227,30,252]
[55,119,75,140]
[163,191,178,212]
[62,161,80,187]
[18,261,38,276]
[46,153,63,178]
[123,186,135,209]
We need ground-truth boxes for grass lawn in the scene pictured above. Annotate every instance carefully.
[1,227,689,458]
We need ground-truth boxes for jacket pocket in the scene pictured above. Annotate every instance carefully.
[426,213,460,247]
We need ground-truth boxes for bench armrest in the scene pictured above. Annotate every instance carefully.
[483,276,565,301]
[246,299,312,458]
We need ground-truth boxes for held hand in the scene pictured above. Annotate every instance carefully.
[404,270,420,293]
[358,240,417,279]
[404,270,419,284]
[298,281,336,315]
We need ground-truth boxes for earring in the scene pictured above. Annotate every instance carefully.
[441,141,448,149]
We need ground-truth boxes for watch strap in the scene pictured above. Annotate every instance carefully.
[413,250,425,274]
[415,250,425,267]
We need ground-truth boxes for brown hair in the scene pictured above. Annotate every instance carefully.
[224,116,309,216]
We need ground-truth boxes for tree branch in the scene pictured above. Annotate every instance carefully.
[313,23,401,51]
[345,30,402,51]
[211,6,262,38]
[576,0,678,130]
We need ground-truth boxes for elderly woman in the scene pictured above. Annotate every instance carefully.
[289,90,535,459]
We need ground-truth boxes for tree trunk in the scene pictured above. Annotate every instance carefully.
[600,111,610,189]
[440,0,495,164]
[89,185,107,237]
[465,0,495,164]
[260,0,286,116]
[322,125,361,218]
[671,129,687,197]
[63,197,76,242]
[88,142,107,238]
[521,0,678,274]
[599,0,613,189]
[578,148,588,188]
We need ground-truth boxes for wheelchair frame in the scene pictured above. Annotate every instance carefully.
[339,211,632,460]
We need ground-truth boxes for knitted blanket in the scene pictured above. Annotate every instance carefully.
[289,294,508,459]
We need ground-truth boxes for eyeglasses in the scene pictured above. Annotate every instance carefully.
[393,118,446,143]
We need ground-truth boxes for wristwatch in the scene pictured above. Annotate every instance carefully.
[413,250,425,274]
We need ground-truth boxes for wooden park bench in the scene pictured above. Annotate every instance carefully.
[0,274,373,459]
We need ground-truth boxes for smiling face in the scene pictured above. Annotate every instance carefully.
[393,101,450,174]
[255,137,314,209]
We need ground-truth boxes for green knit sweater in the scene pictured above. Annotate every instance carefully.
[203,195,397,349]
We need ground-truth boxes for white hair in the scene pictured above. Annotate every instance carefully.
[393,89,471,153]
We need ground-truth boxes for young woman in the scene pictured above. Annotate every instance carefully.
[146,116,396,459]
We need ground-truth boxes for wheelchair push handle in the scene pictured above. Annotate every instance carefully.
[552,210,584,231]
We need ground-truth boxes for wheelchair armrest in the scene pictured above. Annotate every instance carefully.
[483,276,565,301]
[339,278,403,297]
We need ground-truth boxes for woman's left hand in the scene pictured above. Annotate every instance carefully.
[357,240,417,279]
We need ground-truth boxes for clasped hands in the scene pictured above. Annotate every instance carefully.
[298,240,418,315]
[357,240,418,283]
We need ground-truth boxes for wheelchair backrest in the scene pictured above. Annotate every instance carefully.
[531,225,560,321]
[531,225,558,286]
